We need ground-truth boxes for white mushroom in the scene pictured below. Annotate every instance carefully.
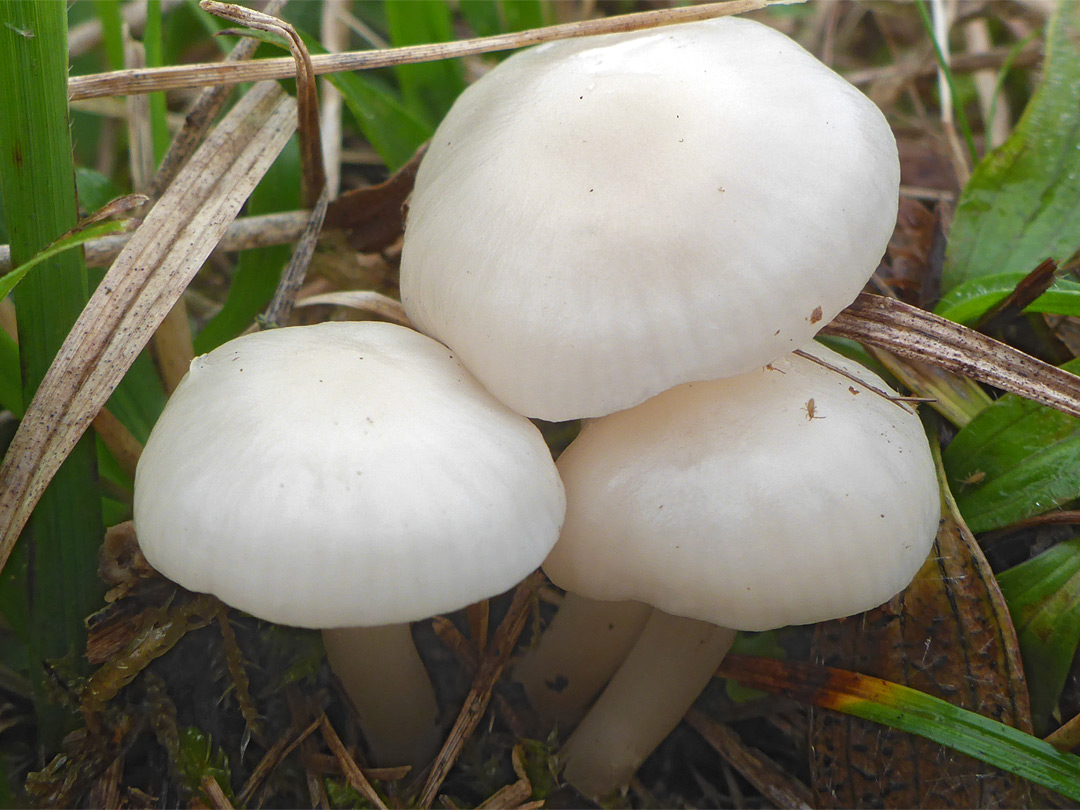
[541,343,939,797]
[133,321,566,768]
[400,17,900,421]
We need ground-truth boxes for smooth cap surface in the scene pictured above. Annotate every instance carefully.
[134,322,566,628]
[400,17,900,421]
[543,344,939,631]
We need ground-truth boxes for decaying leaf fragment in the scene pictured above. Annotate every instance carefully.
[809,453,1032,808]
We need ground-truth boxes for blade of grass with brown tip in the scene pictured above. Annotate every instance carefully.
[0,80,297,575]
[0,0,107,748]
[718,654,1080,802]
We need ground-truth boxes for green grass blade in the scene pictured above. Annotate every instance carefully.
[142,0,171,163]
[0,0,106,748]
[0,219,132,301]
[0,330,21,417]
[935,272,1080,324]
[720,654,1080,801]
[998,540,1080,734]
[92,0,124,71]
[384,0,466,126]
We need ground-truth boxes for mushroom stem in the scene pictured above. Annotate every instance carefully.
[322,624,441,769]
[513,594,652,733]
[558,610,736,799]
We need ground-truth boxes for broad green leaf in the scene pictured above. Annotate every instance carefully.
[942,2,1080,293]
[722,654,1080,802]
[943,358,1080,533]
[935,272,1080,324]
[385,0,466,126]
[998,539,1080,734]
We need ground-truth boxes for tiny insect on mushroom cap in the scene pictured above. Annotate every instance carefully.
[540,342,940,797]
[400,17,900,421]
[544,343,939,629]
[132,321,566,766]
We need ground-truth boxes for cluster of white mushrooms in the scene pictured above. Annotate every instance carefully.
[133,15,940,801]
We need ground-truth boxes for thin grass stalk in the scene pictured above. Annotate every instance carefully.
[0,0,106,749]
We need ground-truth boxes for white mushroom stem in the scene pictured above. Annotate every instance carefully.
[558,611,737,799]
[513,594,652,732]
[322,624,441,769]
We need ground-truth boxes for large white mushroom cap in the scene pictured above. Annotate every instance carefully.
[133,321,566,628]
[543,344,939,631]
[400,17,900,422]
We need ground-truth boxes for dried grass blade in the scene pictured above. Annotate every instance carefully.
[0,210,312,272]
[318,713,388,810]
[236,716,320,806]
[821,294,1080,419]
[202,0,326,206]
[201,774,235,810]
[262,185,329,327]
[685,709,814,809]
[0,81,297,572]
[294,290,410,326]
[150,0,285,198]
[68,0,794,100]
[419,572,543,809]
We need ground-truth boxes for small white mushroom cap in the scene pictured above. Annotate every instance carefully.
[543,344,939,631]
[400,17,900,421]
[133,321,566,628]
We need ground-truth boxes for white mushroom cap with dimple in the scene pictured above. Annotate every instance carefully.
[400,17,900,422]
[543,343,939,631]
[133,321,566,629]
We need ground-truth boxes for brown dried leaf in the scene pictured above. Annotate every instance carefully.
[0,81,297,573]
[809,462,1032,808]
[325,145,426,252]
[97,521,157,599]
